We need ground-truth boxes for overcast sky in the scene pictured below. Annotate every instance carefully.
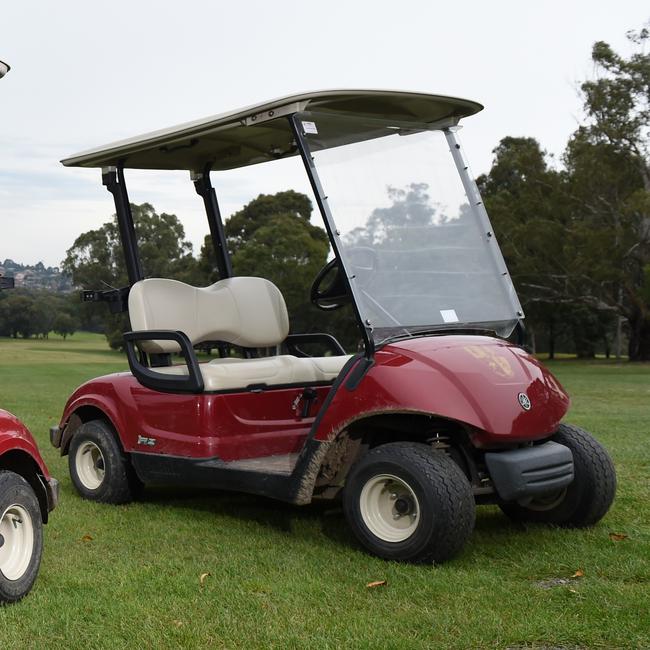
[1,1,648,268]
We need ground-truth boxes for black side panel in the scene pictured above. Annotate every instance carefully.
[131,453,297,502]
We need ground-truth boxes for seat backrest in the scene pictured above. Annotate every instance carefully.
[128,277,289,354]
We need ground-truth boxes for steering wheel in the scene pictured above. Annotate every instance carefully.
[310,248,378,311]
[310,258,349,310]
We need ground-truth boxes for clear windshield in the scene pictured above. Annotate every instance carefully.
[299,112,523,345]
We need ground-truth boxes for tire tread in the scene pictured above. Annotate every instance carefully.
[344,442,475,563]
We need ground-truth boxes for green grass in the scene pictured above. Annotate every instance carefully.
[0,334,648,649]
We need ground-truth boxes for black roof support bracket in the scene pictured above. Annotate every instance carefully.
[192,166,233,279]
[102,165,144,286]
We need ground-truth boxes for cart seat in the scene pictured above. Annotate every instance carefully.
[128,278,352,392]
[153,353,351,391]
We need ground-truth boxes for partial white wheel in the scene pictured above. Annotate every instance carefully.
[0,471,44,603]
[0,504,35,581]
[75,440,105,490]
[359,474,420,542]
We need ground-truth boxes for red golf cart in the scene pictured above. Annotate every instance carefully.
[51,91,615,563]
[1,275,59,602]
[1,58,58,603]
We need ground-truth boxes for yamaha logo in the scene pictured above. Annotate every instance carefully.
[518,392,531,411]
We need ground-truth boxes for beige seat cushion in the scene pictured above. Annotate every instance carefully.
[129,277,289,354]
[155,354,353,392]
[128,276,351,391]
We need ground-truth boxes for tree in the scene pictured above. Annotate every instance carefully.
[52,312,78,340]
[0,292,37,338]
[568,27,650,360]
[476,137,578,354]
[63,203,199,349]
[477,26,650,361]
[225,190,314,255]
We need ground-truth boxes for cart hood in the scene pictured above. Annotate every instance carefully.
[377,335,570,440]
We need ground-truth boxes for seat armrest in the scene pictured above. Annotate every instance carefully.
[283,333,346,357]
[124,330,204,393]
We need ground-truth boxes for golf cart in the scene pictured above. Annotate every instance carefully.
[0,58,58,603]
[0,289,59,605]
[51,90,615,563]
[0,401,57,603]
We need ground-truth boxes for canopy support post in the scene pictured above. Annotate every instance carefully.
[192,167,232,279]
[102,165,144,285]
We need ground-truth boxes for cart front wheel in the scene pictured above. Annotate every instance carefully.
[499,423,616,527]
[0,471,44,604]
[343,442,475,563]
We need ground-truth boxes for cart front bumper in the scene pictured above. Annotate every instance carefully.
[485,441,574,502]
[45,477,60,512]
[50,425,62,448]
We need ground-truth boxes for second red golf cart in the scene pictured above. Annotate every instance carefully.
[1,274,59,602]
[51,90,615,563]
[1,58,58,603]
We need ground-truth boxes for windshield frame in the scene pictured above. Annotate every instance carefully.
[290,112,523,354]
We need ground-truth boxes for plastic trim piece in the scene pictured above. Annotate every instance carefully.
[485,441,574,501]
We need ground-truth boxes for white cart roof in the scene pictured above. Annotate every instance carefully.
[61,89,483,172]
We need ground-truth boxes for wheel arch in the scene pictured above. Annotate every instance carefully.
[302,410,477,502]
[0,450,49,523]
[61,405,121,456]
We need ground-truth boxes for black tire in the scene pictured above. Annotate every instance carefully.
[69,419,141,504]
[499,423,616,527]
[343,442,475,564]
[0,471,44,604]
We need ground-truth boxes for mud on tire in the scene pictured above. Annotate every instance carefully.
[69,419,141,504]
[343,442,475,564]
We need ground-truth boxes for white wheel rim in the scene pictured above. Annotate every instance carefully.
[76,441,105,490]
[359,473,421,543]
[0,504,35,581]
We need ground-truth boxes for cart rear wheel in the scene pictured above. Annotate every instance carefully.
[0,471,43,604]
[69,419,140,504]
[343,442,475,563]
[499,423,616,527]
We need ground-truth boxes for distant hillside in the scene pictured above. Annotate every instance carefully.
[0,258,73,292]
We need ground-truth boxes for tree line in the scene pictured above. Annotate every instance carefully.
[0,289,79,339]
[6,27,649,360]
[62,195,359,351]
[479,27,649,360]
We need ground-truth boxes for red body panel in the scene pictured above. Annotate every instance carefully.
[60,372,329,461]
[0,409,51,477]
[313,336,570,447]
[59,335,570,461]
